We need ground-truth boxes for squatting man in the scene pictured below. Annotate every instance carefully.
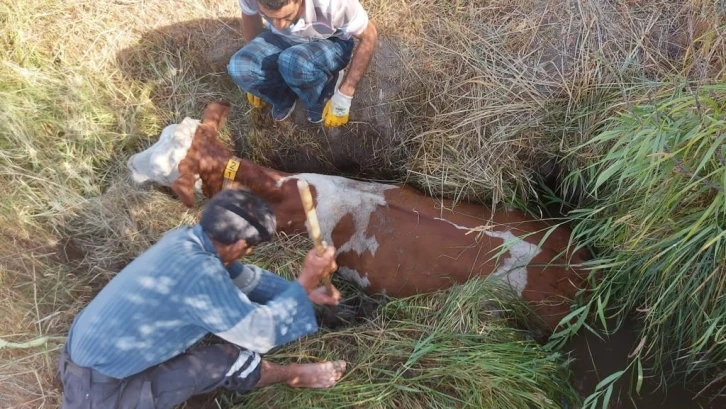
[228,0,378,126]
[58,189,346,408]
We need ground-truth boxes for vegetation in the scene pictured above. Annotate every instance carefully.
[0,0,235,406]
[235,244,578,409]
[550,84,726,406]
[397,0,725,207]
[235,276,578,409]
[1,0,725,407]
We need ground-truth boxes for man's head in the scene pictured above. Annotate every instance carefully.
[258,0,305,31]
[200,189,277,264]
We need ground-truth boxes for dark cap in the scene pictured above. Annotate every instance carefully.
[199,189,276,245]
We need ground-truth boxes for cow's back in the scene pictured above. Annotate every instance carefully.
[279,175,587,329]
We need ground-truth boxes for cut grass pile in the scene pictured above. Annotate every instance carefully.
[230,253,579,409]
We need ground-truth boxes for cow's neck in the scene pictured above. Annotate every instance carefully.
[223,157,307,232]
[225,157,284,200]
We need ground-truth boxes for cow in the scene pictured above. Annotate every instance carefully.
[127,101,588,331]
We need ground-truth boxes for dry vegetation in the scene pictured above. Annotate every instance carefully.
[396,0,725,206]
[1,0,725,408]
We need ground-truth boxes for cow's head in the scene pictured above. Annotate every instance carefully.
[127,117,200,187]
[127,101,233,207]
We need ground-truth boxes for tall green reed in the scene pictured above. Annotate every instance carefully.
[551,83,726,407]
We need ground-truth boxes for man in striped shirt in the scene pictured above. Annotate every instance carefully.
[58,189,346,409]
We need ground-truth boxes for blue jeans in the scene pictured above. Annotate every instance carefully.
[228,31,354,115]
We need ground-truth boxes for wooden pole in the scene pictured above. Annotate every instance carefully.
[296,179,334,294]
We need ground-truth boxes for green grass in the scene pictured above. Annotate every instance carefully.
[549,83,726,407]
[225,235,580,408]
[226,277,578,409]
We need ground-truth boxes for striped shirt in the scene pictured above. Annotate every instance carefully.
[67,225,318,379]
[239,0,369,43]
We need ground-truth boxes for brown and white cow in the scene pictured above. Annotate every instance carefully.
[127,101,588,330]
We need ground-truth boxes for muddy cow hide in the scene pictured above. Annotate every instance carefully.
[127,101,588,331]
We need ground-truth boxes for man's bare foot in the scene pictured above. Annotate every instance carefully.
[286,360,347,389]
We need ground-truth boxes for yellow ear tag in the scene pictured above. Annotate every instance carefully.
[224,158,241,181]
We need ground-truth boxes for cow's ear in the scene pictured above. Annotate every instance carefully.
[202,100,231,133]
[171,144,200,208]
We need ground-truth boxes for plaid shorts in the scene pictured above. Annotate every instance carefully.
[228,31,354,112]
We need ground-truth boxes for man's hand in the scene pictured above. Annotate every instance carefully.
[297,246,338,293]
[247,93,266,109]
[322,89,353,127]
[308,285,341,305]
[322,22,377,128]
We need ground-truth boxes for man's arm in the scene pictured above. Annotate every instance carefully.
[227,262,292,304]
[339,22,378,97]
[242,12,264,43]
[186,266,318,354]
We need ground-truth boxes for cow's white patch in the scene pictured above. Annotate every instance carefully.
[430,217,541,295]
[433,217,474,231]
[485,230,541,296]
[338,266,371,288]
[127,117,201,190]
[279,173,396,260]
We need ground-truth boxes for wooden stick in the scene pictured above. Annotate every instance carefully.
[297,179,334,294]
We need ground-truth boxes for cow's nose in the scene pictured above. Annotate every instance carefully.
[127,154,150,184]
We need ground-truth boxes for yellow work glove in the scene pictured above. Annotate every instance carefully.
[322,89,353,127]
[246,92,266,109]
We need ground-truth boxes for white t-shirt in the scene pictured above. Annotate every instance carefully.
[239,0,369,43]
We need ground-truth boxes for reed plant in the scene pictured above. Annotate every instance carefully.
[551,83,726,407]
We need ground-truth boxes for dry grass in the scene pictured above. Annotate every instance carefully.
[375,0,726,206]
[0,1,242,407]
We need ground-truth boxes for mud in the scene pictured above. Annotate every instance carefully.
[565,318,725,409]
